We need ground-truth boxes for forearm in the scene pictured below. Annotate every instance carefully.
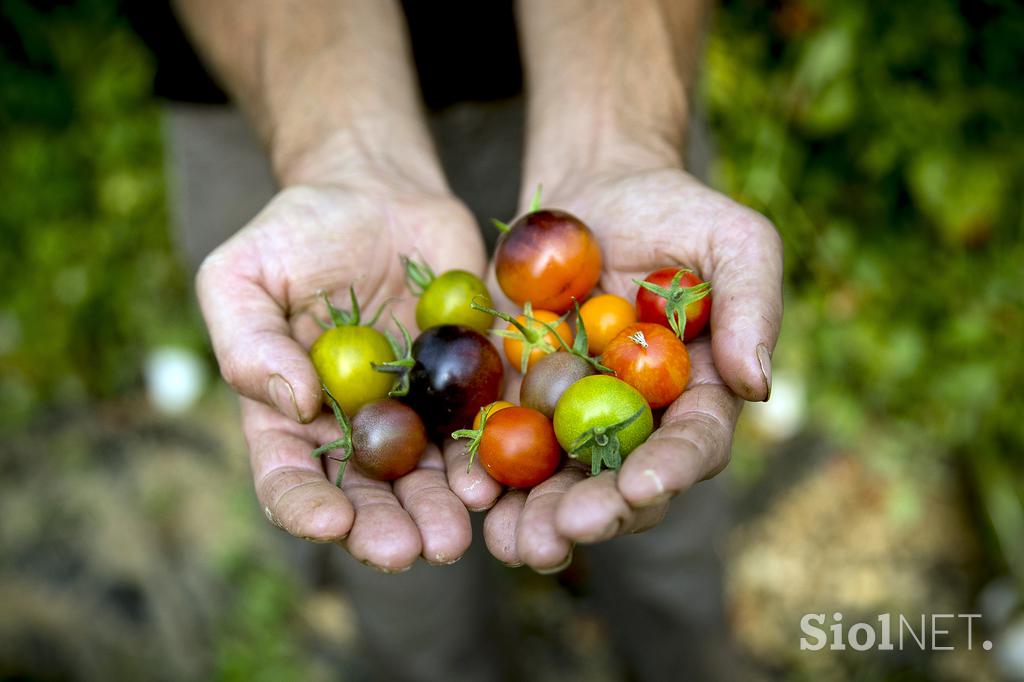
[517,0,710,190]
[174,0,443,189]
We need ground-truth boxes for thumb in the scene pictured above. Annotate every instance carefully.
[196,253,322,422]
[708,210,784,402]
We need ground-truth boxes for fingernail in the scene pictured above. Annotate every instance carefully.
[426,552,464,567]
[268,373,301,421]
[535,548,574,575]
[756,343,772,402]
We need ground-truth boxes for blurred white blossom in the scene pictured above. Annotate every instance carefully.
[144,346,207,415]
[744,371,807,442]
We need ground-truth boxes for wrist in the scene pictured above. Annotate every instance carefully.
[272,122,447,196]
[520,125,684,209]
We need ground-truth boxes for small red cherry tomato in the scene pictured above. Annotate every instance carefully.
[634,267,711,342]
[602,323,690,409]
[478,406,561,488]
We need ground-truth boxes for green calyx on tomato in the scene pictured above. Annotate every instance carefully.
[369,315,416,398]
[471,298,568,374]
[309,385,354,487]
[310,288,398,417]
[491,183,543,234]
[451,406,490,473]
[401,255,494,332]
[553,375,654,475]
[401,255,437,295]
[537,299,612,374]
[571,407,647,476]
[315,286,387,330]
[632,269,711,340]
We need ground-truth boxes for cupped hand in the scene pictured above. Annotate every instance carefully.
[453,168,783,571]
[196,175,486,571]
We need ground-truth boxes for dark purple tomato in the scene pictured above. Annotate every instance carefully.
[402,325,504,439]
[519,352,596,418]
[350,399,428,481]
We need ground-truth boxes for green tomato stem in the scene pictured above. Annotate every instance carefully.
[371,315,415,397]
[310,385,354,487]
[472,299,565,374]
[536,299,612,374]
[632,270,712,339]
[316,286,394,329]
[569,406,647,475]
[491,183,543,235]
[401,255,436,295]
[451,407,492,473]
[528,183,543,213]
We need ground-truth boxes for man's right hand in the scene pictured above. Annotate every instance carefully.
[196,168,487,572]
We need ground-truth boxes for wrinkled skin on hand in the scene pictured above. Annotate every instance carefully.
[446,168,784,571]
[197,179,488,571]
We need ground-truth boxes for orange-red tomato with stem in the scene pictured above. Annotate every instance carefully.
[602,323,690,409]
[495,209,602,313]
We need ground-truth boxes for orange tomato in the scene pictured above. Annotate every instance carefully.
[578,294,637,355]
[473,400,515,430]
[502,309,573,371]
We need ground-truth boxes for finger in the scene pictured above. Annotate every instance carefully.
[443,437,504,512]
[516,467,587,573]
[242,399,354,541]
[483,489,528,566]
[555,470,629,542]
[197,249,321,423]
[392,444,472,565]
[555,471,671,543]
[616,341,743,506]
[707,207,784,401]
[326,456,423,573]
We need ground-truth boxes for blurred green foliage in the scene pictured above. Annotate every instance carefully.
[706,0,1024,579]
[0,0,201,429]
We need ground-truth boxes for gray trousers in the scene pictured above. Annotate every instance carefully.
[165,99,733,682]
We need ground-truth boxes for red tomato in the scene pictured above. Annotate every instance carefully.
[634,267,711,342]
[602,323,690,409]
[478,407,561,488]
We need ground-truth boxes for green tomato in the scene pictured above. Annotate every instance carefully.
[416,270,493,333]
[553,375,653,472]
[310,325,396,416]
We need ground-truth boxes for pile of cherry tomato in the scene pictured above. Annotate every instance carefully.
[307,190,711,491]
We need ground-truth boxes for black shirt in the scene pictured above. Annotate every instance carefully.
[123,0,523,110]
